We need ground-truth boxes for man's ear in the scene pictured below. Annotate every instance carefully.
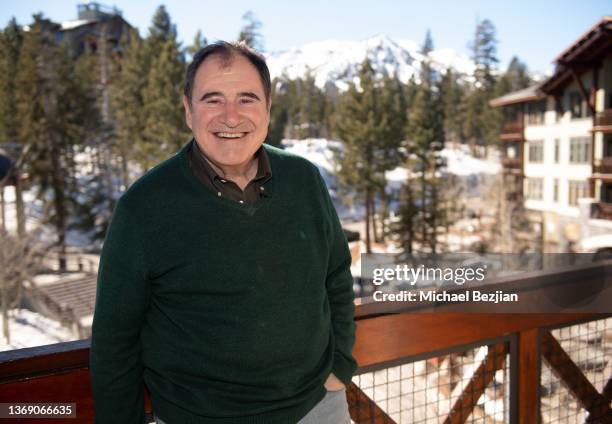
[183,95,193,130]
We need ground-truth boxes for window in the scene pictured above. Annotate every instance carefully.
[528,140,544,163]
[555,97,564,121]
[526,100,545,125]
[526,178,543,200]
[568,91,590,119]
[568,180,589,206]
[554,139,560,163]
[569,137,590,164]
[553,179,559,202]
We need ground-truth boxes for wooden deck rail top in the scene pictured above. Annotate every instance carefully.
[1,261,611,423]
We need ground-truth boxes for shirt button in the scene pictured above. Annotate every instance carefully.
[220,179,226,183]
[217,192,222,196]
[239,200,244,204]
[260,186,265,191]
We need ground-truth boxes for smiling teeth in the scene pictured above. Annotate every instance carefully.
[217,132,244,138]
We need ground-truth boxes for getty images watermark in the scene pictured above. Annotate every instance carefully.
[358,253,612,313]
[371,263,518,303]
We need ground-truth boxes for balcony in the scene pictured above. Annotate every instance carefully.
[594,109,612,133]
[1,265,611,423]
[500,121,524,141]
[593,157,612,175]
[592,201,612,220]
[501,157,522,175]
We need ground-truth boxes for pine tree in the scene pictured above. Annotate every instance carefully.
[464,18,500,155]
[139,7,188,170]
[111,28,147,187]
[267,78,288,147]
[238,11,264,52]
[439,68,465,144]
[147,5,177,52]
[187,29,207,57]
[401,85,441,253]
[335,58,385,252]
[0,18,23,143]
[376,72,406,241]
[70,44,115,242]
[469,18,499,91]
[420,29,435,88]
[16,15,96,269]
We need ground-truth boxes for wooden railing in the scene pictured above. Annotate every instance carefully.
[593,157,612,175]
[501,157,522,171]
[500,121,523,140]
[594,109,612,131]
[0,263,611,423]
[593,201,612,220]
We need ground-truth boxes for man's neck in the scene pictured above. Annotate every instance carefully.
[201,150,259,191]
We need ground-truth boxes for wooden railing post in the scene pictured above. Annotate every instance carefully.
[518,328,540,424]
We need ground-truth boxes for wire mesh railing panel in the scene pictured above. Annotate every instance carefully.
[350,343,510,423]
[540,317,612,423]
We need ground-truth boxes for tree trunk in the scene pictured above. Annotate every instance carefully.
[371,193,379,244]
[15,176,25,237]
[379,186,389,243]
[1,279,10,345]
[421,166,427,251]
[0,186,5,232]
[365,188,372,253]
[121,150,130,190]
[50,147,67,272]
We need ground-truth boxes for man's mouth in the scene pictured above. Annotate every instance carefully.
[214,132,247,139]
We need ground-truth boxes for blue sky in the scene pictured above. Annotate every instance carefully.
[1,1,610,73]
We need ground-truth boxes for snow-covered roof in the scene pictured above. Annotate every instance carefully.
[489,84,544,108]
[60,19,95,31]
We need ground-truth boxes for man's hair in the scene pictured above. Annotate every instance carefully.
[184,41,271,107]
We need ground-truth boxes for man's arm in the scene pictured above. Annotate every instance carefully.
[90,198,151,424]
[316,170,358,387]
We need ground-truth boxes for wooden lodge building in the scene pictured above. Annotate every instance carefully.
[491,17,612,255]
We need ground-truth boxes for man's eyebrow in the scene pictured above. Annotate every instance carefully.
[200,91,223,101]
[239,92,261,101]
[198,91,262,102]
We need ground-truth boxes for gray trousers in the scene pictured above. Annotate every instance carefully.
[154,388,351,424]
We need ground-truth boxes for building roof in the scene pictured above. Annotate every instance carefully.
[489,84,544,108]
[490,16,612,106]
[541,16,612,94]
[553,16,612,65]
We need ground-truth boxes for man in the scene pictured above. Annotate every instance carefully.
[90,41,357,424]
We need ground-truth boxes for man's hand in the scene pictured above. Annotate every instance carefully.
[324,372,346,391]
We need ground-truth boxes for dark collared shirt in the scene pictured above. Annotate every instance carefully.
[188,139,272,205]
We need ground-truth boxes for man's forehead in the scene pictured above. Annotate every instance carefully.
[196,54,260,85]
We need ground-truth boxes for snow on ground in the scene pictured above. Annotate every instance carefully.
[440,144,501,176]
[281,138,501,221]
[0,308,76,352]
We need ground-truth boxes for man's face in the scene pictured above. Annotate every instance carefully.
[183,54,271,170]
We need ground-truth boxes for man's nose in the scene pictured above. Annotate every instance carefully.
[222,101,240,127]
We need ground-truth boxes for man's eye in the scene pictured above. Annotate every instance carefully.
[240,98,254,104]
[206,99,221,104]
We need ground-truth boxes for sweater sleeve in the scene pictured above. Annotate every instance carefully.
[90,198,151,424]
[315,169,358,386]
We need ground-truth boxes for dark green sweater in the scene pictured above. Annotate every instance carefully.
[90,142,357,424]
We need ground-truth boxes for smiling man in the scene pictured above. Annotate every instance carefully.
[90,41,357,424]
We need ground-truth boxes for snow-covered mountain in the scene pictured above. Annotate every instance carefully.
[266,35,476,90]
